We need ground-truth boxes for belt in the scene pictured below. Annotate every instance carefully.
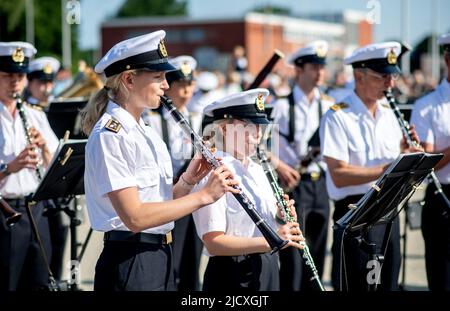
[104,230,172,245]
[301,171,322,182]
[4,198,27,208]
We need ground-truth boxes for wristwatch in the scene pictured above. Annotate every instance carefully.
[0,163,11,176]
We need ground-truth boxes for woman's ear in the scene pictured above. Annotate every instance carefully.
[121,72,135,89]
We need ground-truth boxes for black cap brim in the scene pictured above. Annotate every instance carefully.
[247,117,271,125]
[142,61,176,72]
[0,56,30,73]
[370,64,401,74]
[294,55,326,66]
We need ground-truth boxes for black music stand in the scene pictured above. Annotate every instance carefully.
[46,98,88,139]
[334,152,443,291]
[31,139,88,290]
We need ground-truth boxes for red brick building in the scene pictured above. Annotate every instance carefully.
[101,11,372,75]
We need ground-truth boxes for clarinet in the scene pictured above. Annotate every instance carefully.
[256,147,326,291]
[384,89,450,212]
[160,95,288,253]
[15,94,43,180]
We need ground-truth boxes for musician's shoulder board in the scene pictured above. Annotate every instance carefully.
[320,93,334,102]
[147,110,160,117]
[104,118,122,133]
[25,103,43,111]
[381,103,390,109]
[330,102,349,112]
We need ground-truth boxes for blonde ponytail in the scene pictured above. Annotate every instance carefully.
[80,70,137,135]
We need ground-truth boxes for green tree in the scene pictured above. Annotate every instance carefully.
[0,0,81,71]
[252,5,291,15]
[117,0,187,17]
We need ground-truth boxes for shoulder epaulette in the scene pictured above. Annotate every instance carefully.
[104,118,122,133]
[320,93,334,102]
[381,103,390,109]
[147,110,160,116]
[25,102,43,111]
[330,102,349,111]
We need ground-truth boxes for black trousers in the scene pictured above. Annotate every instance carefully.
[46,199,69,281]
[172,215,203,290]
[94,239,175,291]
[332,195,401,291]
[279,176,330,291]
[203,253,279,291]
[0,200,51,291]
[421,183,450,291]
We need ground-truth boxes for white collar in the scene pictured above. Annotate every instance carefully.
[106,101,146,133]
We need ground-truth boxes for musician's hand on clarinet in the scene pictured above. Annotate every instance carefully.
[277,222,305,250]
[185,148,220,184]
[200,165,240,204]
[7,145,39,173]
[401,125,424,153]
[276,194,297,221]
[28,127,48,152]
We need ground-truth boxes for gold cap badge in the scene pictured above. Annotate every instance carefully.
[43,63,53,74]
[387,49,397,65]
[158,40,168,58]
[316,45,327,58]
[12,48,25,63]
[180,62,192,76]
[255,94,265,112]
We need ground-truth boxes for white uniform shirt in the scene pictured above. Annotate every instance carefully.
[271,85,334,172]
[142,107,203,177]
[320,90,403,200]
[411,78,450,184]
[192,151,278,257]
[0,101,59,198]
[85,101,174,234]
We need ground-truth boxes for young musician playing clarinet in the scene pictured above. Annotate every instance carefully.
[0,41,59,290]
[81,30,239,291]
[192,88,305,291]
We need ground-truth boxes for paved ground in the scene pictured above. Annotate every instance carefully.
[63,189,429,291]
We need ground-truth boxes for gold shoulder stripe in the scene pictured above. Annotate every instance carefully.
[320,93,334,102]
[105,118,122,133]
[25,103,43,111]
[330,102,349,112]
[381,103,390,109]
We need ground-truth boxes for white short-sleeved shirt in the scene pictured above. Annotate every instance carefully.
[410,79,450,184]
[192,151,278,257]
[0,101,59,198]
[85,101,174,234]
[142,107,203,177]
[320,91,403,200]
[271,85,334,172]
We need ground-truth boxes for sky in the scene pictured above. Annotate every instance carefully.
[80,0,450,50]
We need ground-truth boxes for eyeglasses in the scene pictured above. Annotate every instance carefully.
[364,68,400,81]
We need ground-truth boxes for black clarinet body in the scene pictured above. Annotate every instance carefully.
[384,89,450,212]
[160,95,288,253]
[256,147,326,291]
[15,94,43,181]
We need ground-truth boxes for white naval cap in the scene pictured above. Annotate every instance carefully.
[28,56,60,81]
[94,30,176,77]
[166,55,197,84]
[344,41,402,74]
[196,71,218,91]
[438,33,450,51]
[204,88,270,124]
[0,41,37,73]
[287,40,328,66]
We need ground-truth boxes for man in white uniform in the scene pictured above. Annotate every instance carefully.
[320,41,422,291]
[271,41,334,290]
[0,42,59,290]
[410,33,450,291]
